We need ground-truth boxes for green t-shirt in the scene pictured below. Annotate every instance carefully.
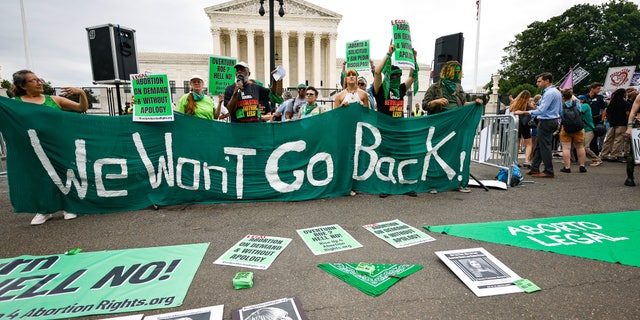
[15,95,62,110]
[177,93,216,120]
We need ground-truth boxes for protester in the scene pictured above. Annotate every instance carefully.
[514,72,562,178]
[216,93,230,121]
[286,83,307,120]
[585,82,608,154]
[224,62,273,122]
[623,93,640,186]
[11,69,88,225]
[176,74,219,120]
[358,76,376,110]
[558,89,587,173]
[577,95,602,166]
[272,91,293,122]
[333,69,369,109]
[373,42,415,118]
[422,60,483,115]
[508,90,533,167]
[599,88,630,162]
[298,86,325,118]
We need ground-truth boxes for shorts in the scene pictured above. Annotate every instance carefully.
[559,128,584,144]
[518,123,532,139]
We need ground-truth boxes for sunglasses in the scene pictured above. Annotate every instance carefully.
[306,93,315,96]
[358,82,366,86]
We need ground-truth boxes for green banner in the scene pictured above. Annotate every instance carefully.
[209,56,236,95]
[0,243,209,320]
[345,40,370,71]
[0,97,482,214]
[425,211,640,267]
[130,74,173,122]
[392,20,415,68]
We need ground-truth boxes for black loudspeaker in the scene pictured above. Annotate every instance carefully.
[86,24,138,83]
[432,33,464,83]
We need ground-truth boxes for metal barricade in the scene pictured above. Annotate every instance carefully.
[471,114,519,187]
[0,132,6,175]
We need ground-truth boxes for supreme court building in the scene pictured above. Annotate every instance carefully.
[138,0,430,97]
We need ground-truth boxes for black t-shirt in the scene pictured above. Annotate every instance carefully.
[224,83,270,123]
[586,94,607,124]
[374,83,407,118]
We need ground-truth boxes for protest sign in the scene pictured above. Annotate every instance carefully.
[209,56,237,95]
[0,243,209,319]
[130,73,173,122]
[345,40,370,71]
[391,20,415,69]
[425,211,640,267]
[603,65,636,92]
[363,219,435,248]
[214,235,292,270]
[231,297,307,320]
[435,247,525,297]
[297,224,362,255]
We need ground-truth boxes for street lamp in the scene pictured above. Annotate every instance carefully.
[259,0,284,105]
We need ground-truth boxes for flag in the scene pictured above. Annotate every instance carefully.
[559,68,573,89]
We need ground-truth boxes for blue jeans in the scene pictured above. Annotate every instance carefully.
[531,119,559,174]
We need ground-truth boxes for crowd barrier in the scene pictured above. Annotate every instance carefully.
[470,114,519,187]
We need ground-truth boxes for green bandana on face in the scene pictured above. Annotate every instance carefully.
[191,91,205,101]
[389,77,401,98]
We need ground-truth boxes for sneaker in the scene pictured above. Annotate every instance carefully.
[404,191,417,197]
[560,167,571,173]
[458,187,471,193]
[31,214,53,225]
[590,160,602,167]
[63,211,77,220]
[429,190,438,194]
[579,166,587,173]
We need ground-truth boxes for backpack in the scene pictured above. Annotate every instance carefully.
[562,100,584,133]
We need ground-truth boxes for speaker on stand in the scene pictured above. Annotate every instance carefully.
[432,33,464,83]
[86,24,138,115]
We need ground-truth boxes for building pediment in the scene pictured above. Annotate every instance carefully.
[205,0,342,20]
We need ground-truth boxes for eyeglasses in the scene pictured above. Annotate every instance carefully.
[306,93,315,96]
[358,82,366,86]
[26,78,43,84]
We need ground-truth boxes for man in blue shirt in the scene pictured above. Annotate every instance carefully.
[514,72,561,177]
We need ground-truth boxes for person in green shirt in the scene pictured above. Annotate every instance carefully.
[177,74,219,120]
[422,60,482,115]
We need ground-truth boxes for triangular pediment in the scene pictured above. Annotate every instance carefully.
[205,0,342,19]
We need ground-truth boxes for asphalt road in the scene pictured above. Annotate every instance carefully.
[1,156,639,320]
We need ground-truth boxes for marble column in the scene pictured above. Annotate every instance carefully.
[329,32,337,89]
[312,32,321,88]
[281,30,290,89]
[211,27,221,56]
[297,31,306,86]
[263,32,270,83]
[229,28,239,59]
[246,29,256,75]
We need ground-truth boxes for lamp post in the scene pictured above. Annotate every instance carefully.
[259,0,284,95]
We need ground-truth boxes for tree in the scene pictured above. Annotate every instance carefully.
[499,0,640,94]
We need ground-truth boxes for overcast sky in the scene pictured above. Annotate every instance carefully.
[0,0,624,91]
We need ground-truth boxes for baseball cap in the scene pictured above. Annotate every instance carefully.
[190,74,205,82]
[297,83,307,89]
[577,95,588,101]
[234,61,250,72]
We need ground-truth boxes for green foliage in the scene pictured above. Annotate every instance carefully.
[507,83,539,98]
[499,0,640,94]
[1,79,11,90]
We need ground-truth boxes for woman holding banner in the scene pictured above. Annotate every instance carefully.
[177,74,219,120]
[10,69,88,225]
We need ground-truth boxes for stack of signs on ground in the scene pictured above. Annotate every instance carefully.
[214,235,292,270]
[231,297,307,320]
[296,224,362,255]
[363,219,436,248]
[0,243,209,319]
[143,305,224,320]
[435,247,525,297]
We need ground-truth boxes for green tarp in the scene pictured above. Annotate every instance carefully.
[0,243,209,319]
[0,97,482,213]
[425,211,640,267]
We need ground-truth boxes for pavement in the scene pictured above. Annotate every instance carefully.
[1,155,639,320]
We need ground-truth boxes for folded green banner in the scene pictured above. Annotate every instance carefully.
[425,211,640,267]
[318,263,423,296]
[0,243,209,319]
[0,96,482,214]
